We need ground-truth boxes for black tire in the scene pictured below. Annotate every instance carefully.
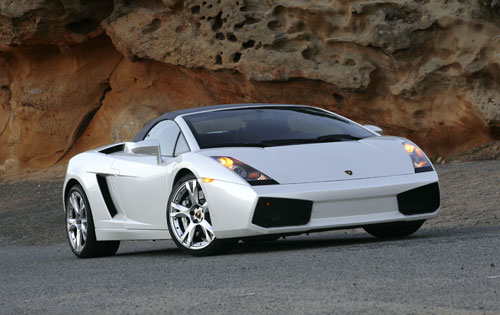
[65,184,120,258]
[167,174,238,257]
[363,220,425,239]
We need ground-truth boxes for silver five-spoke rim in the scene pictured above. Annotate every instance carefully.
[169,179,215,250]
[66,191,88,252]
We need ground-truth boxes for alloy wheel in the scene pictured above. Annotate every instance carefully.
[66,191,88,252]
[169,179,215,250]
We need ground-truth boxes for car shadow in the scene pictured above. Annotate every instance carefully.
[115,246,183,257]
[113,231,435,258]
[230,234,431,255]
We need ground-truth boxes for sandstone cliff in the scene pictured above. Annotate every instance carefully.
[1,0,500,174]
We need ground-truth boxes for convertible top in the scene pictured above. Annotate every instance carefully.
[133,103,308,142]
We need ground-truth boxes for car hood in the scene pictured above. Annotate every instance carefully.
[198,137,415,184]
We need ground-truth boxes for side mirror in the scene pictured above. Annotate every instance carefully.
[364,125,383,135]
[125,139,161,164]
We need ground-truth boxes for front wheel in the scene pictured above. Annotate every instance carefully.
[363,220,425,239]
[65,184,120,258]
[167,174,237,256]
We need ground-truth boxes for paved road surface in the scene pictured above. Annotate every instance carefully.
[1,161,500,314]
[1,226,500,314]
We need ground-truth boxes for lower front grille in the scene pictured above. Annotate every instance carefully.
[397,182,440,215]
[252,197,312,228]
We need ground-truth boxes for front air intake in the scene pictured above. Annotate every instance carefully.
[397,182,440,215]
[252,198,312,228]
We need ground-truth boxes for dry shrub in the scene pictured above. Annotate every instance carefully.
[479,0,500,20]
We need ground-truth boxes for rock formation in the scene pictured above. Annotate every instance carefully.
[1,0,500,174]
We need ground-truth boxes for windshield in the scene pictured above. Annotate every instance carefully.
[183,107,375,149]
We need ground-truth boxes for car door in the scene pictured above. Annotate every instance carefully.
[110,120,185,230]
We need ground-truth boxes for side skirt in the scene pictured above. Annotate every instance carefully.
[95,229,171,241]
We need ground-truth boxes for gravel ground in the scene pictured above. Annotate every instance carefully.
[0,178,65,245]
[426,160,500,229]
[1,160,499,246]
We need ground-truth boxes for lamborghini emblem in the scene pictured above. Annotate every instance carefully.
[345,170,353,175]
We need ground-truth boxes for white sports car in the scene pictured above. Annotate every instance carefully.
[63,104,440,257]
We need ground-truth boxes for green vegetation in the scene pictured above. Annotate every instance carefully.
[479,0,500,20]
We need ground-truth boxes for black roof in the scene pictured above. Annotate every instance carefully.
[133,103,309,142]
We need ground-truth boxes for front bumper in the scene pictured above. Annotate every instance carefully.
[201,171,440,239]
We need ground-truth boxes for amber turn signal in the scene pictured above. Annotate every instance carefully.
[404,143,414,153]
[403,142,432,173]
[218,157,234,168]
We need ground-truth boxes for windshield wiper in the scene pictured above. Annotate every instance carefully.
[202,134,362,149]
[258,138,318,147]
[203,142,268,148]
[315,134,362,142]
[260,135,360,146]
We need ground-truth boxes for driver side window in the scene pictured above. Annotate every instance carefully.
[145,120,180,157]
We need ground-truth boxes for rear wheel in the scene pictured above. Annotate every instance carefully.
[167,174,237,256]
[65,184,120,258]
[363,220,425,238]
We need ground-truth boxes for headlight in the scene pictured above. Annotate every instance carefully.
[403,142,433,173]
[212,156,279,185]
